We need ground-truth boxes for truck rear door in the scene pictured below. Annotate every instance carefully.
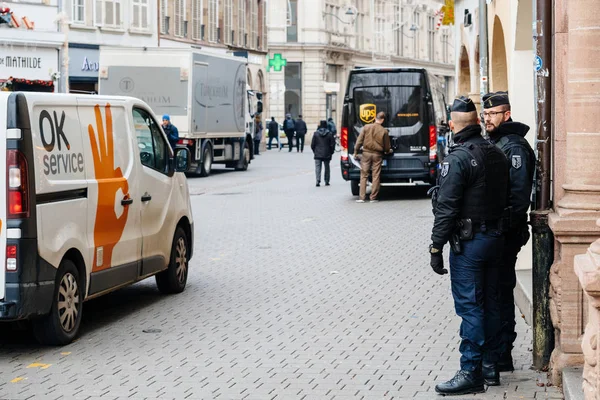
[353,84,429,156]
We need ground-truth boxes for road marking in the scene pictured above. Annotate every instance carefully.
[26,363,51,370]
[210,258,221,261]
[61,352,71,356]
[10,377,25,383]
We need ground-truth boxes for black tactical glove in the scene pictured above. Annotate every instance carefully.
[429,245,448,275]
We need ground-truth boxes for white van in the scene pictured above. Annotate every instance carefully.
[0,92,194,345]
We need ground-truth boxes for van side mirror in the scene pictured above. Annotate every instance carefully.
[174,147,190,172]
[256,101,263,114]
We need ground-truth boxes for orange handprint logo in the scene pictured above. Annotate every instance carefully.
[88,104,130,272]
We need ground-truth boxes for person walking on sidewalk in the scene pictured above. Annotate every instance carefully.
[294,115,308,153]
[253,115,263,155]
[352,111,391,203]
[283,114,296,152]
[482,91,535,373]
[327,117,337,137]
[267,117,281,151]
[311,120,335,187]
[429,96,510,395]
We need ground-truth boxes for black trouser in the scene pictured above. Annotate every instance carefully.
[296,134,305,152]
[254,139,261,155]
[498,228,527,357]
[315,159,331,184]
[284,130,294,151]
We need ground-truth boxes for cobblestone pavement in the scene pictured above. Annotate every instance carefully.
[0,150,563,400]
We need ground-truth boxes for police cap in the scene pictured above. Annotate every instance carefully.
[450,96,476,113]
[482,91,510,109]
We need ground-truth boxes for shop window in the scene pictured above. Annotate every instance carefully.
[132,0,149,30]
[284,62,302,117]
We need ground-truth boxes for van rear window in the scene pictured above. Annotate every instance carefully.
[347,71,423,97]
[354,86,424,128]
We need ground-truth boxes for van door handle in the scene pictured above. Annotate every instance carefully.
[141,193,152,202]
[121,197,133,206]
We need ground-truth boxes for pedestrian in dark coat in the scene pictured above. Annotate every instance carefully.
[162,114,179,151]
[267,117,281,150]
[253,115,263,155]
[283,114,295,152]
[311,120,335,187]
[294,115,308,153]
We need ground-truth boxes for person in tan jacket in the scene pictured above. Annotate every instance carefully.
[353,111,392,202]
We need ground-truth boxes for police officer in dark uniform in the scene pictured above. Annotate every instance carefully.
[482,91,535,372]
[430,96,510,395]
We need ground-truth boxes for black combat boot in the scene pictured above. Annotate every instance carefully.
[482,362,500,386]
[497,353,514,372]
[435,370,485,395]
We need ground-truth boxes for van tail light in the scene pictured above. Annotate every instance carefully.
[178,139,192,145]
[6,245,17,271]
[429,125,437,162]
[7,150,29,218]
[341,127,349,161]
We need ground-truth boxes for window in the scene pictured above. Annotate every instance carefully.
[66,0,85,24]
[261,0,267,49]
[442,31,449,63]
[160,0,168,33]
[250,0,257,48]
[192,0,203,39]
[224,0,233,44]
[95,0,123,28]
[394,6,403,56]
[428,15,435,61]
[412,11,420,58]
[238,0,246,46]
[208,0,218,42]
[133,109,168,174]
[132,0,149,30]
[174,0,185,37]
[287,0,297,42]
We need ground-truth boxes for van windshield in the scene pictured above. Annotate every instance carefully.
[353,86,424,129]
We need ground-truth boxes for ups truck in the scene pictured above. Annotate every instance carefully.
[340,67,448,195]
[99,47,262,176]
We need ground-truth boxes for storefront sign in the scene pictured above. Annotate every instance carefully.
[0,47,57,80]
[69,47,100,79]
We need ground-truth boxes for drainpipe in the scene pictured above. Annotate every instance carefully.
[478,0,488,98]
[531,0,554,370]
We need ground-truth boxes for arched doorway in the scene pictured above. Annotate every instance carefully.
[491,16,508,91]
[458,46,470,95]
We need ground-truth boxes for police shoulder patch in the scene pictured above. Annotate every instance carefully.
[441,162,450,177]
[512,155,522,169]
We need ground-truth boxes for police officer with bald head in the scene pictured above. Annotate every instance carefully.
[429,96,510,395]
[481,91,535,373]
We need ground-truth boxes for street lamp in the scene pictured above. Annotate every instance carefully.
[322,5,358,25]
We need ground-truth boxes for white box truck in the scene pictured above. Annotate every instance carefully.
[98,47,262,176]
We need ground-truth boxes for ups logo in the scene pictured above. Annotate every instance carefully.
[359,104,376,124]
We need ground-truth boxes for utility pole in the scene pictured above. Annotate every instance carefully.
[531,0,554,370]
[478,0,488,98]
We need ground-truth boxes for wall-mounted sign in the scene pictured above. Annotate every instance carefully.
[69,48,99,78]
[0,47,57,80]
[323,82,340,93]
[267,54,287,72]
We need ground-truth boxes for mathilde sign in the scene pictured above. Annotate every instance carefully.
[0,47,58,80]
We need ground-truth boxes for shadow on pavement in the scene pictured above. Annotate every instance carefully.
[0,282,165,347]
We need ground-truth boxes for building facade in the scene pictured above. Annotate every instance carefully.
[61,0,159,93]
[0,0,64,92]
[267,0,455,131]
[158,0,269,110]
[454,0,600,396]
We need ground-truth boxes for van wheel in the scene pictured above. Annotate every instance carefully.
[156,227,188,294]
[199,146,212,177]
[33,260,83,345]
[350,180,359,196]
[235,141,250,171]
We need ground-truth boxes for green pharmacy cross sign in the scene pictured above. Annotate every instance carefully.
[268,53,287,72]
